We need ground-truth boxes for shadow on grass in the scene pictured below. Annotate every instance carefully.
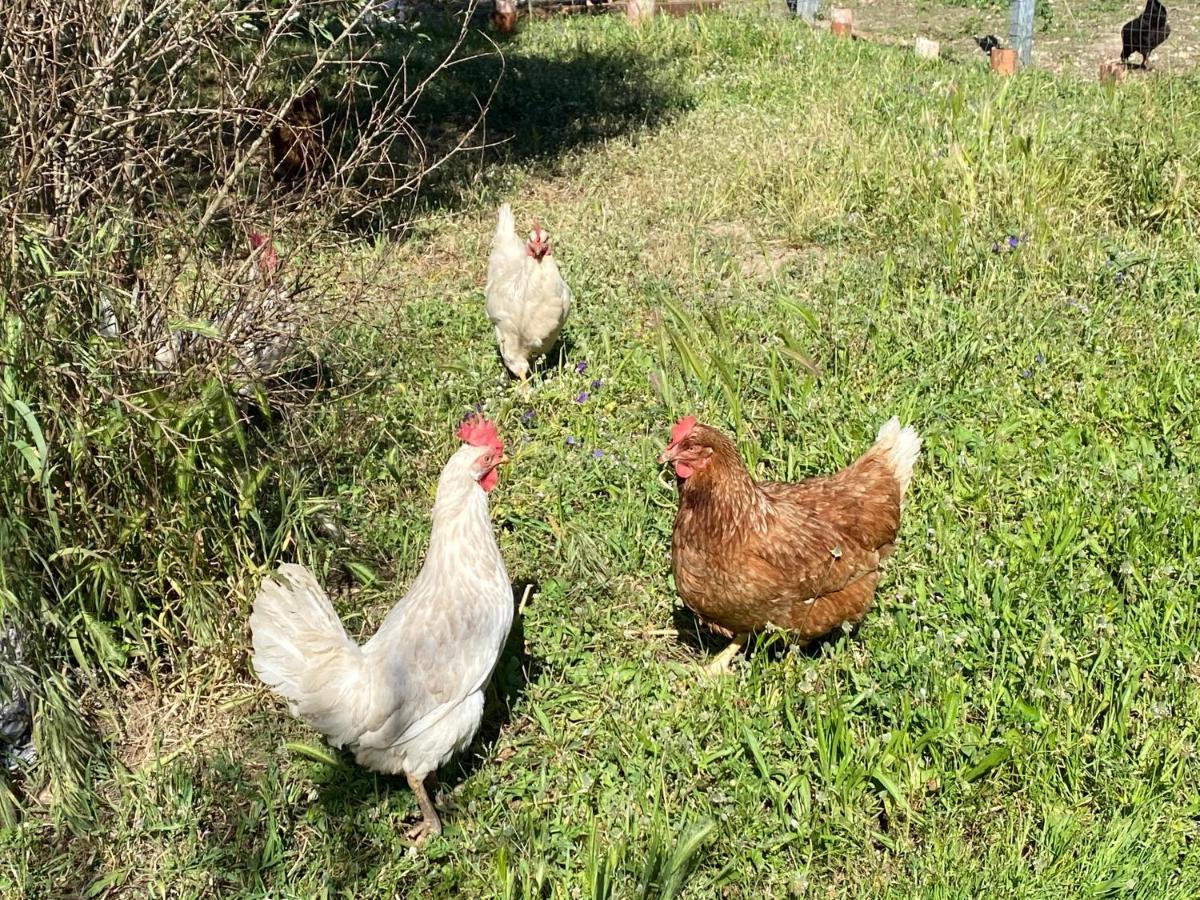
[671,605,855,665]
[325,8,694,227]
[491,332,579,384]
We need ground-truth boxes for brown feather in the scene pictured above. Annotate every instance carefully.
[269,87,324,182]
[669,423,914,644]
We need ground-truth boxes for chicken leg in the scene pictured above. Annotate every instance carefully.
[405,772,442,844]
[705,633,749,674]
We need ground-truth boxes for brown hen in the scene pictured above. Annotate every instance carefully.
[269,87,324,182]
[659,416,920,672]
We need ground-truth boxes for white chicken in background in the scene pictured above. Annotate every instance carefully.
[225,232,299,382]
[154,231,299,389]
[485,203,572,381]
[249,415,513,844]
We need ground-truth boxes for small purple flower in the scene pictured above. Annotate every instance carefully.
[575,360,589,375]
[1035,352,1046,365]
[591,379,603,391]
[566,436,577,446]
[1007,235,1021,250]
[574,391,589,405]
[1021,369,1033,379]
[522,409,536,424]
[592,449,604,459]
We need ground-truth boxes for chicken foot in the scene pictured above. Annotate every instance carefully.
[405,772,443,845]
[705,633,749,674]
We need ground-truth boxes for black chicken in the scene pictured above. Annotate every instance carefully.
[0,626,35,773]
[1121,0,1170,68]
[975,34,1001,55]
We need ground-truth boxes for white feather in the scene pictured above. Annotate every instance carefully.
[249,443,512,779]
[485,202,571,379]
[874,417,921,499]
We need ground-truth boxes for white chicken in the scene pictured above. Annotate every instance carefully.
[154,231,299,389]
[249,415,512,844]
[485,203,572,380]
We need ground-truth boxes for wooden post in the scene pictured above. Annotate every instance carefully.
[990,47,1018,75]
[830,7,852,38]
[914,37,940,59]
[1009,0,1035,67]
[794,0,819,22]
[1099,61,1128,84]
[627,0,655,23]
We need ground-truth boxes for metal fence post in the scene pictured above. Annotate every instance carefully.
[794,0,819,22]
[1009,0,1035,67]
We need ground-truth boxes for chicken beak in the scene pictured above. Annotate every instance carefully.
[657,446,675,465]
[498,453,510,466]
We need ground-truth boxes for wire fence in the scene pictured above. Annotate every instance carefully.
[782,0,1196,78]
[479,0,1196,78]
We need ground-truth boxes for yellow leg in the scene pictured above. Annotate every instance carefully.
[705,633,749,674]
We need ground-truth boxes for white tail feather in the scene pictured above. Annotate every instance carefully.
[250,563,370,746]
[488,201,528,286]
[494,202,516,240]
[874,417,921,499]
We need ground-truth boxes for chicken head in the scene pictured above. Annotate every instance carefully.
[526,225,550,261]
[658,415,714,479]
[458,414,507,492]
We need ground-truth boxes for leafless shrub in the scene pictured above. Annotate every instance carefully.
[0,0,497,825]
[0,0,495,384]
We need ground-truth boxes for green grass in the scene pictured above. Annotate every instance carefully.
[5,5,1200,897]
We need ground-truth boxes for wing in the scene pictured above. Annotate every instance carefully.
[738,460,903,608]
[356,576,511,753]
[744,491,885,602]
[485,256,531,324]
[514,259,570,351]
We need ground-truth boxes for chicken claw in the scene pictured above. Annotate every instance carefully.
[406,772,443,846]
[405,817,442,845]
[704,633,749,675]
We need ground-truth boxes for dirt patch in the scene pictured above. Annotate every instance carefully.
[99,656,264,774]
[826,0,1198,78]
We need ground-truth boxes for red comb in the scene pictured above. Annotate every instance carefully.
[457,414,504,452]
[249,232,278,280]
[669,415,698,445]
